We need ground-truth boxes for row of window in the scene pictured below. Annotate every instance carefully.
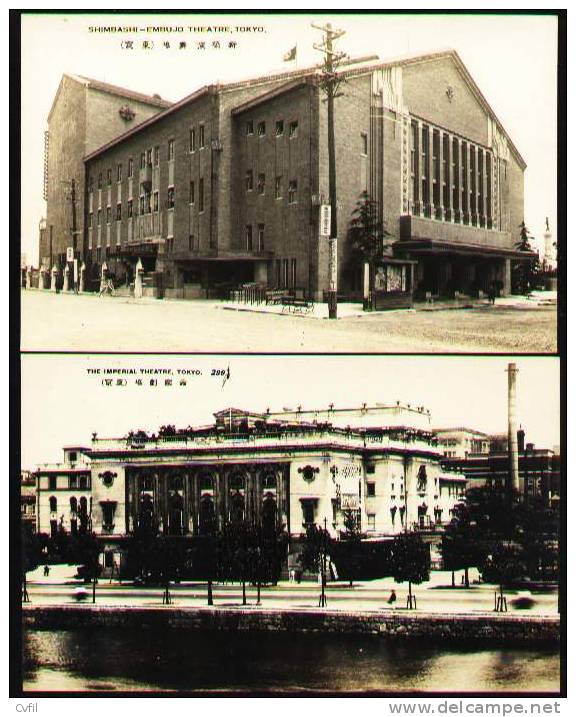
[245,172,298,202]
[48,495,89,514]
[409,120,495,227]
[245,118,298,139]
[88,133,200,191]
[46,475,90,490]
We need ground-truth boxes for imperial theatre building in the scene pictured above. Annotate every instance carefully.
[34,403,466,565]
[42,49,529,300]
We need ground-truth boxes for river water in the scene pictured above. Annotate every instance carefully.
[22,627,560,694]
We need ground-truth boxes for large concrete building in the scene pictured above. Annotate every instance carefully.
[33,403,466,562]
[40,49,531,300]
[40,74,171,277]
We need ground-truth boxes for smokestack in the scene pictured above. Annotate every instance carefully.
[506,363,520,495]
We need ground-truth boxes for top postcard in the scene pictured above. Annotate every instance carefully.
[19,12,559,353]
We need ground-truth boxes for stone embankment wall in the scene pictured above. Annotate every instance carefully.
[23,605,559,646]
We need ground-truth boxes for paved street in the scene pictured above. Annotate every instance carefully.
[21,290,557,353]
[25,566,558,615]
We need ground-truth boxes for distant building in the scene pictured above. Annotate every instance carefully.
[21,471,37,532]
[434,427,491,458]
[40,49,533,300]
[40,74,170,273]
[441,430,560,505]
[34,403,466,567]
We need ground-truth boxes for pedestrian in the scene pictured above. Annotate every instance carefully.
[43,565,50,577]
[289,569,295,583]
[387,589,397,605]
[488,282,496,305]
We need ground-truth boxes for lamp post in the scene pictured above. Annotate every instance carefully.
[319,517,328,607]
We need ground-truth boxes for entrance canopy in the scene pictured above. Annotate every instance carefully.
[395,239,538,261]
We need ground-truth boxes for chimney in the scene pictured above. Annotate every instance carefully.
[506,363,520,494]
[517,427,525,453]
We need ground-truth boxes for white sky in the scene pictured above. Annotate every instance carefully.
[20,12,557,265]
[21,355,560,469]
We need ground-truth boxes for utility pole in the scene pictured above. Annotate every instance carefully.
[313,22,347,319]
[71,178,78,292]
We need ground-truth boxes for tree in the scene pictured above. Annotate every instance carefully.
[341,508,362,586]
[482,541,526,612]
[390,533,430,609]
[513,221,540,294]
[441,501,487,588]
[299,523,332,607]
[347,191,392,289]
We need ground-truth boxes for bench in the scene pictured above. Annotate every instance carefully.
[265,290,286,305]
[281,296,315,314]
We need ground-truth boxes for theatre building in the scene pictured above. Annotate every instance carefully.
[66,49,529,301]
[33,403,466,564]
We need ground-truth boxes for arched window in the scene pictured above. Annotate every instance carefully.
[199,473,214,491]
[199,497,215,534]
[262,496,277,533]
[49,496,57,513]
[70,496,78,514]
[230,492,245,524]
[262,472,276,490]
[230,472,245,491]
[79,496,88,515]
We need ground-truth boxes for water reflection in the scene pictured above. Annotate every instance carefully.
[23,627,560,693]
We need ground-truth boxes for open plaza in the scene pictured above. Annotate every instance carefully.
[20,288,557,353]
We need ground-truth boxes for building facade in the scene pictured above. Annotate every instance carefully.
[39,49,530,301]
[40,74,170,281]
[34,404,466,553]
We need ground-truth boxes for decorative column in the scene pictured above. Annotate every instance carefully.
[438,130,445,221]
[134,258,143,299]
[427,126,434,217]
[464,142,471,225]
[418,121,424,217]
[482,150,488,228]
[79,263,86,293]
[447,134,454,222]
[50,265,58,291]
[63,264,70,292]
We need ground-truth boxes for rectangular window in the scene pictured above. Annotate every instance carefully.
[88,211,93,228]
[166,238,174,253]
[290,258,297,287]
[167,186,175,209]
[139,195,145,215]
[189,235,194,251]
[153,191,159,212]
[168,139,175,161]
[117,164,122,182]
[246,120,254,136]
[88,176,93,193]
[107,168,112,186]
[257,173,265,195]
[140,152,146,170]
[367,514,376,531]
[116,203,121,221]
[153,146,160,166]
[69,475,78,489]
[288,179,297,204]
[199,125,205,148]
[48,476,56,490]
[257,121,266,136]
[97,209,101,226]
[127,199,133,218]
[189,128,196,152]
[361,132,368,156]
[275,176,282,199]
[289,120,298,138]
[128,158,133,178]
[258,223,264,251]
[146,148,152,166]
[275,120,284,136]
[245,224,253,251]
[97,172,102,189]
[189,180,195,204]
[367,482,376,497]
[245,169,253,191]
[198,178,204,212]
[106,206,111,224]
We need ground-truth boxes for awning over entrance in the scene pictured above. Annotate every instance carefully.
[395,239,538,261]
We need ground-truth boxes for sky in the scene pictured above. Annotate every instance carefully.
[21,355,560,469]
[20,11,558,265]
